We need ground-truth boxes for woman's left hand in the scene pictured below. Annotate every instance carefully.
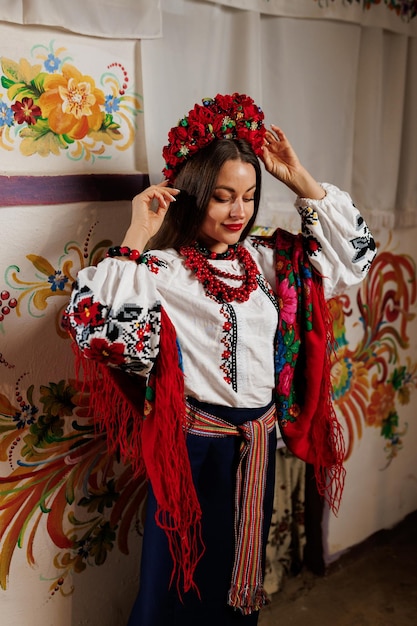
[260,125,325,200]
[260,125,303,183]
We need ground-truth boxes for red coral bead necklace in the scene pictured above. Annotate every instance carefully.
[180,242,259,303]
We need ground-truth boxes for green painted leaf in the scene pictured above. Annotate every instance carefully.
[1,76,13,89]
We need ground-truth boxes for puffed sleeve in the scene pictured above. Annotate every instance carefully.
[62,257,163,377]
[295,183,377,299]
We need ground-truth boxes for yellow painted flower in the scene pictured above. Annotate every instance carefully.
[39,63,105,140]
[367,382,396,428]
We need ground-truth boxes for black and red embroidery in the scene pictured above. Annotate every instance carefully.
[64,284,161,374]
[140,252,167,274]
[299,205,322,257]
[219,303,238,391]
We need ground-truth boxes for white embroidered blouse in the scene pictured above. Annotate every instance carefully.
[64,183,376,410]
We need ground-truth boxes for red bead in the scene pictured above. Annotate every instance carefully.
[120,246,130,256]
[128,249,140,260]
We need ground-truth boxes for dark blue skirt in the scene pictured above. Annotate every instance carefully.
[128,398,277,626]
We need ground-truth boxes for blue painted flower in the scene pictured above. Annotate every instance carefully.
[0,101,14,127]
[48,271,69,292]
[104,94,120,114]
[13,404,38,429]
[44,53,61,73]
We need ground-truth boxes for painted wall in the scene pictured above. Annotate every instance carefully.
[326,228,417,560]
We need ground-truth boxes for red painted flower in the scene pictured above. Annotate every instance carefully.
[84,338,125,365]
[11,97,42,125]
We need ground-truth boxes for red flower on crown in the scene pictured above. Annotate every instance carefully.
[162,93,265,183]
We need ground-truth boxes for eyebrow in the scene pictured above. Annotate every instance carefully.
[214,184,256,193]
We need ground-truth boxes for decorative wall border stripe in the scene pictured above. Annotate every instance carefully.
[0,174,150,206]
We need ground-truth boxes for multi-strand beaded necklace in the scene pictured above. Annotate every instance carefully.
[180,242,259,303]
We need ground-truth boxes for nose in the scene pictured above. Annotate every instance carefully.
[230,198,245,218]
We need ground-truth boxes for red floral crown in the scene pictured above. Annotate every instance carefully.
[162,93,266,183]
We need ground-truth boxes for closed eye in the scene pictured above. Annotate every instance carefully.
[213,195,232,203]
[212,195,255,203]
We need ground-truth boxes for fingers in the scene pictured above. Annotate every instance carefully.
[150,183,180,205]
[151,186,180,211]
[264,125,286,145]
[133,185,180,212]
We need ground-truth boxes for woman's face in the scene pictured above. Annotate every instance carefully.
[197,159,256,253]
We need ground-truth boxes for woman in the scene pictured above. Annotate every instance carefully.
[63,94,376,626]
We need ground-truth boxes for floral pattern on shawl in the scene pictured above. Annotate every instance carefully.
[275,232,314,427]
[273,228,346,512]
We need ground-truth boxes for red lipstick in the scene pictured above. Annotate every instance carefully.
[223,224,243,231]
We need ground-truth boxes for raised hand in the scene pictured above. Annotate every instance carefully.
[122,182,180,252]
[261,125,301,184]
[260,125,325,200]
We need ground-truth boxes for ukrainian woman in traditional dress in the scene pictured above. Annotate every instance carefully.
[63,94,377,626]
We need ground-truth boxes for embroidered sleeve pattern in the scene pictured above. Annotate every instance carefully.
[248,235,275,251]
[350,214,377,273]
[63,281,161,376]
[295,183,377,298]
[298,206,322,257]
[140,252,168,274]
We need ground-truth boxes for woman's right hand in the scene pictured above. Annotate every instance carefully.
[122,182,180,252]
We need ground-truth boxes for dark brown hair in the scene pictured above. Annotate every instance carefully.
[149,138,262,250]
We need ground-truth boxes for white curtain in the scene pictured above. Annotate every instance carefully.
[204,0,417,34]
[0,0,162,38]
[140,0,417,229]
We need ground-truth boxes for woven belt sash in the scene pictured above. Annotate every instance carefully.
[185,401,277,615]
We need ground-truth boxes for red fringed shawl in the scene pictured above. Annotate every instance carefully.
[72,307,203,594]
[68,230,345,596]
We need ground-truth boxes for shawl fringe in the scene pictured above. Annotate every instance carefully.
[71,308,203,594]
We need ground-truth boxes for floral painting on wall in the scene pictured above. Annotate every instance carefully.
[0,23,145,174]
